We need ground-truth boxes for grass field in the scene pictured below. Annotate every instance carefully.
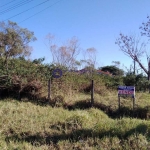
[0,92,150,149]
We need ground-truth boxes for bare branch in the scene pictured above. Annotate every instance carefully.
[115,33,148,74]
[140,16,150,38]
[46,34,80,69]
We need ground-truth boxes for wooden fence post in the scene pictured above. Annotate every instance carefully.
[118,96,120,112]
[132,97,135,117]
[48,78,51,102]
[91,80,94,106]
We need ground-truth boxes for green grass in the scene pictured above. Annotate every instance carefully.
[0,92,150,149]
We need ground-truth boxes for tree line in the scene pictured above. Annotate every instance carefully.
[0,19,150,100]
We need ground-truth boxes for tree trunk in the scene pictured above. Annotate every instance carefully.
[135,57,148,75]
[134,59,135,75]
[148,61,150,79]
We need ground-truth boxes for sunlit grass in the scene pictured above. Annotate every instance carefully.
[0,91,150,149]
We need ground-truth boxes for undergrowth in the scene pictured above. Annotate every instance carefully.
[0,94,150,149]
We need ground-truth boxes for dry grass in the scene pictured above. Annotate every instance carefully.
[0,91,150,149]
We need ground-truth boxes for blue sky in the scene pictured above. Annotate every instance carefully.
[1,0,150,72]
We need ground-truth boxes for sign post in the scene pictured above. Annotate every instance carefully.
[118,86,135,111]
[118,95,121,111]
[48,69,63,102]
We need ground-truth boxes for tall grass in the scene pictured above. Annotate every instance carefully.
[0,96,150,149]
[1,71,150,149]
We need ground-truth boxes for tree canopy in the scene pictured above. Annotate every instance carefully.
[0,21,36,70]
[100,65,124,76]
[115,16,150,80]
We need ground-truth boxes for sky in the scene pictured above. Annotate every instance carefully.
[1,0,150,72]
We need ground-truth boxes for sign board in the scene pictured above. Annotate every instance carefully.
[52,69,62,78]
[118,86,135,98]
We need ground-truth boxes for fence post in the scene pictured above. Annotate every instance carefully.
[48,78,51,102]
[133,97,135,117]
[133,98,135,110]
[91,80,94,106]
[118,96,120,112]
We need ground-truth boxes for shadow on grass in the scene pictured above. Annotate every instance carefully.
[1,95,150,119]
[64,99,150,120]
[0,93,55,107]
[5,123,150,146]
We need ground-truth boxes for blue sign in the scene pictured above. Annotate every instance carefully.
[52,68,62,78]
[118,86,135,98]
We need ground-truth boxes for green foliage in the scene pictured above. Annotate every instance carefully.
[104,75,124,89]
[0,58,54,99]
[123,73,150,91]
[1,18,150,150]
[100,65,124,76]
[32,57,45,64]
[0,100,150,149]
[123,73,136,86]
[0,21,36,60]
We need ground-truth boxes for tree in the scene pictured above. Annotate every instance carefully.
[140,16,150,37]
[80,47,97,78]
[100,65,124,76]
[32,57,45,64]
[115,16,150,80]
[0,21,36,71]
[46,34,80,69]
[139,16,150,80]
[84,47,97,69]
[115,34,148,77]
